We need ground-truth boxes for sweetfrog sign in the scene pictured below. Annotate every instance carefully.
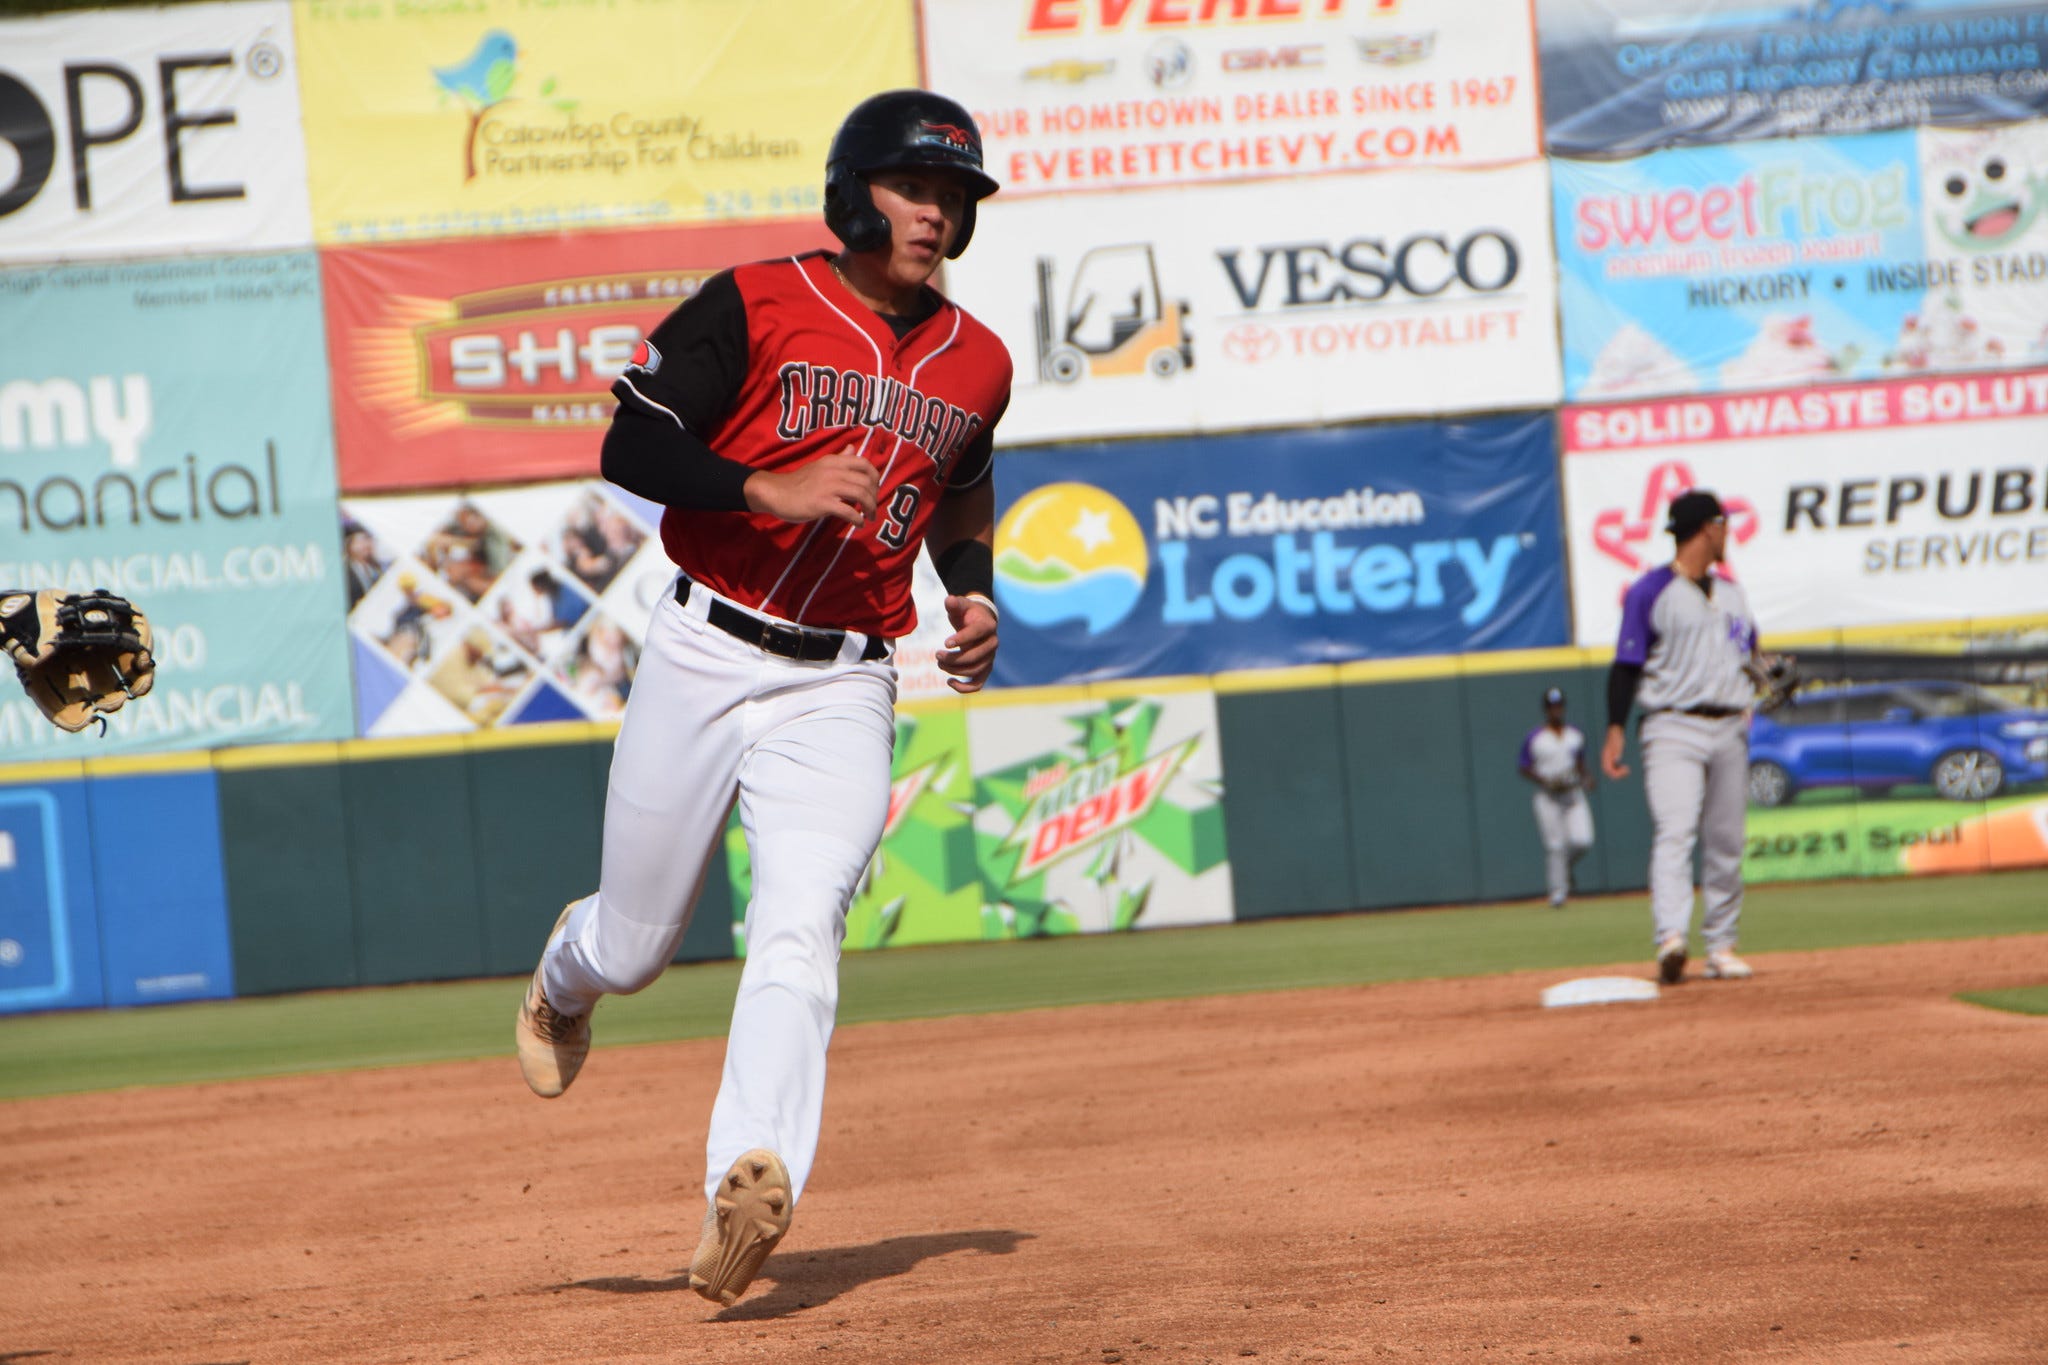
[991,414,1568,686]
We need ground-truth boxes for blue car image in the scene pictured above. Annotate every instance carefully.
[1748,681,2048,807]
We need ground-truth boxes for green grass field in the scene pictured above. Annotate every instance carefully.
[3,869,2044,1101]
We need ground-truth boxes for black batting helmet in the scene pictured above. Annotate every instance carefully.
[824,90,999,260]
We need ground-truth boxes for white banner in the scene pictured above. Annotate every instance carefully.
[0,1,312,263]
[923,0,1538,194]
[1563,370,2048,646]
[943,160,1560,443]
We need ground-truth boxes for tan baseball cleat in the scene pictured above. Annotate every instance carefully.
[1656,935,1688,986]
[1703,948,1753,980]
[690,1148,794,1307]
[515,905,590,1098]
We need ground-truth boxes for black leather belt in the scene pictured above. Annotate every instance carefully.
[1652,704,1743,718]
[676,577,888,662]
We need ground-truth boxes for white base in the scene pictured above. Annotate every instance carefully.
[1541,976,1662,1008]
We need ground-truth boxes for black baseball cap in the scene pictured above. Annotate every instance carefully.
[1542,686,1565,706]
[1665,489,1727,541]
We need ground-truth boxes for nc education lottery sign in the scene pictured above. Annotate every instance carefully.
[946,161,1559,443]
[991,415,1568,687]
[1563,370,2048,646]
[295,0,913,243]
[1536,0,2048,156]
[923,0,1538,194]
[322,219,830,492]
[0,1,312,263]
[1554,123,2048,400]
[0,254,352,757]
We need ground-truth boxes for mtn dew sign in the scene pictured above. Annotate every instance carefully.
[970,693,1232,937]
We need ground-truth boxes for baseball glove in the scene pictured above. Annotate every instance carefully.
[0,589,156,733]
[1745,652,1800,713]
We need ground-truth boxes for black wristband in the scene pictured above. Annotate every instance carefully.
[933,539,993,599]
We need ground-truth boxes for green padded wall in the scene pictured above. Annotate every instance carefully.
[1214,684,1355,920]
[219,760,358,996]
[343,753,485,986]
[1340,677,1479,908]
[471,741,607,977]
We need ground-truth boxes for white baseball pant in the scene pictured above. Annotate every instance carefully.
[538,576,897,1208]
[1531,789,1594,903]
[1640,710,1749,953]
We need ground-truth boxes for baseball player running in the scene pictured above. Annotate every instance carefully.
[513,90,1012,1308]
[1600,490,1759,985]
[1519,685,1594,908]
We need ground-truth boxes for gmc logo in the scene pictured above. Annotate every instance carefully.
[1221,45,1323,72]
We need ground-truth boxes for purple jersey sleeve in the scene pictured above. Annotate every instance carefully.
[1614,566,1674,666]
[1517,729,1537,770]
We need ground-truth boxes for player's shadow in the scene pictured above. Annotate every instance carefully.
[564,1227,1034,1318]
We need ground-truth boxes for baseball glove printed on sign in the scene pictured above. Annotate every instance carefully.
[0,590,157,733]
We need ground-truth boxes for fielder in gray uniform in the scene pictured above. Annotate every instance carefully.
[1519,686,1594,908]
[1600,490,1760,985]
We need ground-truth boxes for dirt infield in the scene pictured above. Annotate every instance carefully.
[6,936,2046,1363]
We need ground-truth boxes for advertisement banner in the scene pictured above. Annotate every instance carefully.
[339,480,675,735]
[1557,122,2048,400]
[0,1,312,263]
[1536,0,2048,157]
[923,0,1538,195]
[341,479,964,732]
[1740,618,2048,884]
[1562,370,2048,646]
[992,415,1568,687]
[726,708,984,952]
[295,0,914,243]
[322,220,831,491]
[946,161,1559,444]
[969,691,1232,937]
[0,785,101,1013]
[0,253,353,758]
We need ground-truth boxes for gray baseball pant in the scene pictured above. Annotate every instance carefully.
[1531,790,1593,902]
[1640,711,1749,952]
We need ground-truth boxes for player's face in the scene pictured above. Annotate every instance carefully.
[866,168,969,285]
[1704,517,1729,562]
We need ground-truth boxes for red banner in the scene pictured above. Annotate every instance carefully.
[323,218,832,491]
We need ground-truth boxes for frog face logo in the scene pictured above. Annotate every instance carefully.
[1932,150,2047,252]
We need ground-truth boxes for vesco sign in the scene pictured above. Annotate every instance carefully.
[1217,230,1520,306]
[0,2,311,261]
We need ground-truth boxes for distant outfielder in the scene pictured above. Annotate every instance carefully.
[512,90,1011,1308]
[1519,685,1594,909]
[1600,490,1762,985]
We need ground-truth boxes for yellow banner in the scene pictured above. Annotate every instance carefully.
[295,0,916,243]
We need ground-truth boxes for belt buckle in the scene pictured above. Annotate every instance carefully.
[758,620,809,659]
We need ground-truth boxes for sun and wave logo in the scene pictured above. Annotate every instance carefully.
[993,482,1148,635]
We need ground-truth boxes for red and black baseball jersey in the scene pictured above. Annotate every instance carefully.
[613,250,1011,638]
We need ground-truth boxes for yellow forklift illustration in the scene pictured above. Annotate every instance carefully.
[1034,245,1193,384]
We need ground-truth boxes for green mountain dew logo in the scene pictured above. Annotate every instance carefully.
[431,30,577,182]
[1001,739,1193,881]
[978,697,1226,938]
[993,482,1147,635]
